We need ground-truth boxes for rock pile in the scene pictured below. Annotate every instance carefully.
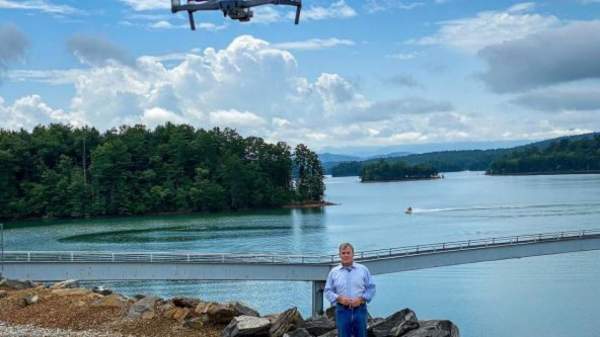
[0,277,459,337]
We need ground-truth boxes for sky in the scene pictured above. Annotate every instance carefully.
[1,0,600,152]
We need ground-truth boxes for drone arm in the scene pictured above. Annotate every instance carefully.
[294,3,301,24]
[188,11,196,30]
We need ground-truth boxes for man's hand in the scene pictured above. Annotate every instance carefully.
[337,295,351,306]
[349,297,364,308]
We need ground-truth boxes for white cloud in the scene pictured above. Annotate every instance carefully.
[0,0,82,15]
[141,107,186,128]
[298,1,357,21]
[9,34,597,149]
[119,0,169,11]
[252,1,356,24]
[415,3,560,53]
[0,95,69,130]
[365,0,424,13]
[208,109,266,128]
[386,52,418,60]
[272,38,355,50]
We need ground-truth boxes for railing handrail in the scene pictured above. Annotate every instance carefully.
[3,228,600,265]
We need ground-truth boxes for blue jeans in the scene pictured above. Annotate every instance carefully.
[336,303,368,337]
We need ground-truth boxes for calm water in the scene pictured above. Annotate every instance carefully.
[4,171,600,337]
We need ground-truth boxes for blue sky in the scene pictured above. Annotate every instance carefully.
[1,0,600,151]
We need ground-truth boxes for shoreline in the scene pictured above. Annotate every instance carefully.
[486,170,600,176]
[1,201,337,224]
[360,175,442,183]
[282,201,338,208]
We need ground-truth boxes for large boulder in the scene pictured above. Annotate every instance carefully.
[92,286,113,296]
[0,278,37,290]
[317,329,338,337]
[166,307,191,322]
[270,307,305,337]
[128,296,159,320]
[304,317,336,336]
[369,309,419,337]
[50,279,79,289]
[204,302,238,324]
[185,317,206,330]
[21,294,39,307]
[92,294,128,310]
[402,320,459,337]
[284,328,313,337]
[230,301,260,317]
[0,290,8,299]
[223,315,271,337]
[173,297,200,309]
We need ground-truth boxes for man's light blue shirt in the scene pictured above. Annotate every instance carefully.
[324,262,376,305]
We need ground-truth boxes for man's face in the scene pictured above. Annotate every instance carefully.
[339,246,354,266]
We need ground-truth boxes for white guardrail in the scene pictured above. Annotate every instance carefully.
[1,229,599,265]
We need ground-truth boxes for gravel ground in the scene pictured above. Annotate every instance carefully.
[0,321,132,337]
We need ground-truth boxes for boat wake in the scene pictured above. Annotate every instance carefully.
[410,202,600,218]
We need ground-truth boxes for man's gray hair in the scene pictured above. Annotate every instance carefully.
[338,242,354,252]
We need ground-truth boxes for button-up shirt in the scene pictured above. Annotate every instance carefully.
[324,262,376,305]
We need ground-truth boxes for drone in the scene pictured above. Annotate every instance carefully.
[171,0,302,30]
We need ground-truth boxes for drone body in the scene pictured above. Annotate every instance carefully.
[171,0,302,30]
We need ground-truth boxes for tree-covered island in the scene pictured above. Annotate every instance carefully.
[0,123,325,220]
[360,160,440,182]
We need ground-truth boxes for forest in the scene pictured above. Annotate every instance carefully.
[0,124,324,220]
[487,136,600,175]
[360,160,439,182]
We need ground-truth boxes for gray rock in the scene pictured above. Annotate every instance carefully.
[270,307,305,337]
[284,328,313,337]
[230,301,260,317]
[133,294,146,300]
[205,302,238,324]
[21,294,39,306]
[369,309,419,337]
[0,290,7,299]
[0,278,37,290]
[127,296,159,320]
[402,320,459,337]
[92,286,113,296]
[317,329,338,337]
[173,297,200,308]
[185,317,205,330]
[223,315,271,337]
[50,279,79,289]
[304,317,336,336]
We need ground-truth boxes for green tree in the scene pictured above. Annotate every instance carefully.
[294,144,325,202]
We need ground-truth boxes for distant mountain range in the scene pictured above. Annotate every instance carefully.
[319,139,534,159]
[320,132,600,176]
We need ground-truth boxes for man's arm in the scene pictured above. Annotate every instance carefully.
[324,270,339,305]
[361,267,376,303]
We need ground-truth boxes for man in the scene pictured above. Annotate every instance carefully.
[324,243,376,337]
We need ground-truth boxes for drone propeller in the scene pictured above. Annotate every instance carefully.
[294,4,301,25]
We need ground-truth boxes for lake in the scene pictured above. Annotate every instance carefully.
[3,171,600,337]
